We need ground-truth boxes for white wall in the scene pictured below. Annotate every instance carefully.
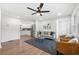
[1,15,21,42]
[74,11,79,38]
[0,8,1,48]
[21,20,34,28]
[70,4,79,37]
[56,16,71,38]
[35,20,56,32]
[40,20,56,32]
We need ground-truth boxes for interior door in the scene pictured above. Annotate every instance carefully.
[57,19,70,36]
[58,21,67,35]
[0,8,1,48]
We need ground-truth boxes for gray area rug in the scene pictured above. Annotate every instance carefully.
[25,38,56,55]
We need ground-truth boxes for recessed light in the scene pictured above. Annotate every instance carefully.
[24,10,26,12]
[40,18,43,20]
[17,16,20,18]
[57,13,62,16]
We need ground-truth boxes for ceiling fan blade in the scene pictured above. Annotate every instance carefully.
[32,13,37,15]
[38,3,44,10]
[40,3,44,8]
[27,7,37,11]
[40,11,50,13]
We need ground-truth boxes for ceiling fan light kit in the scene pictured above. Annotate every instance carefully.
[27,3,50,16]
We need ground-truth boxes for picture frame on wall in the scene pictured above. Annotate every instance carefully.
[43,23,51,30]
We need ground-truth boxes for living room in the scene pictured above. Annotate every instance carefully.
[0,3,79,55]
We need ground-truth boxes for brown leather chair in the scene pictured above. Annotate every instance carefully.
[56,41,79,55]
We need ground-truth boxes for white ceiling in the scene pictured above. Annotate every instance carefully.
[0,3,78,21]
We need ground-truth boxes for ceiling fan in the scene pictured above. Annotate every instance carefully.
[27,3,50,16]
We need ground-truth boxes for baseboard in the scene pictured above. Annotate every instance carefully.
[1,39,20,43]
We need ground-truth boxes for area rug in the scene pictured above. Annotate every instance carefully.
[25,38,56,55]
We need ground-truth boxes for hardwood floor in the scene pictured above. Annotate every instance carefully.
[0,35,50,55]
